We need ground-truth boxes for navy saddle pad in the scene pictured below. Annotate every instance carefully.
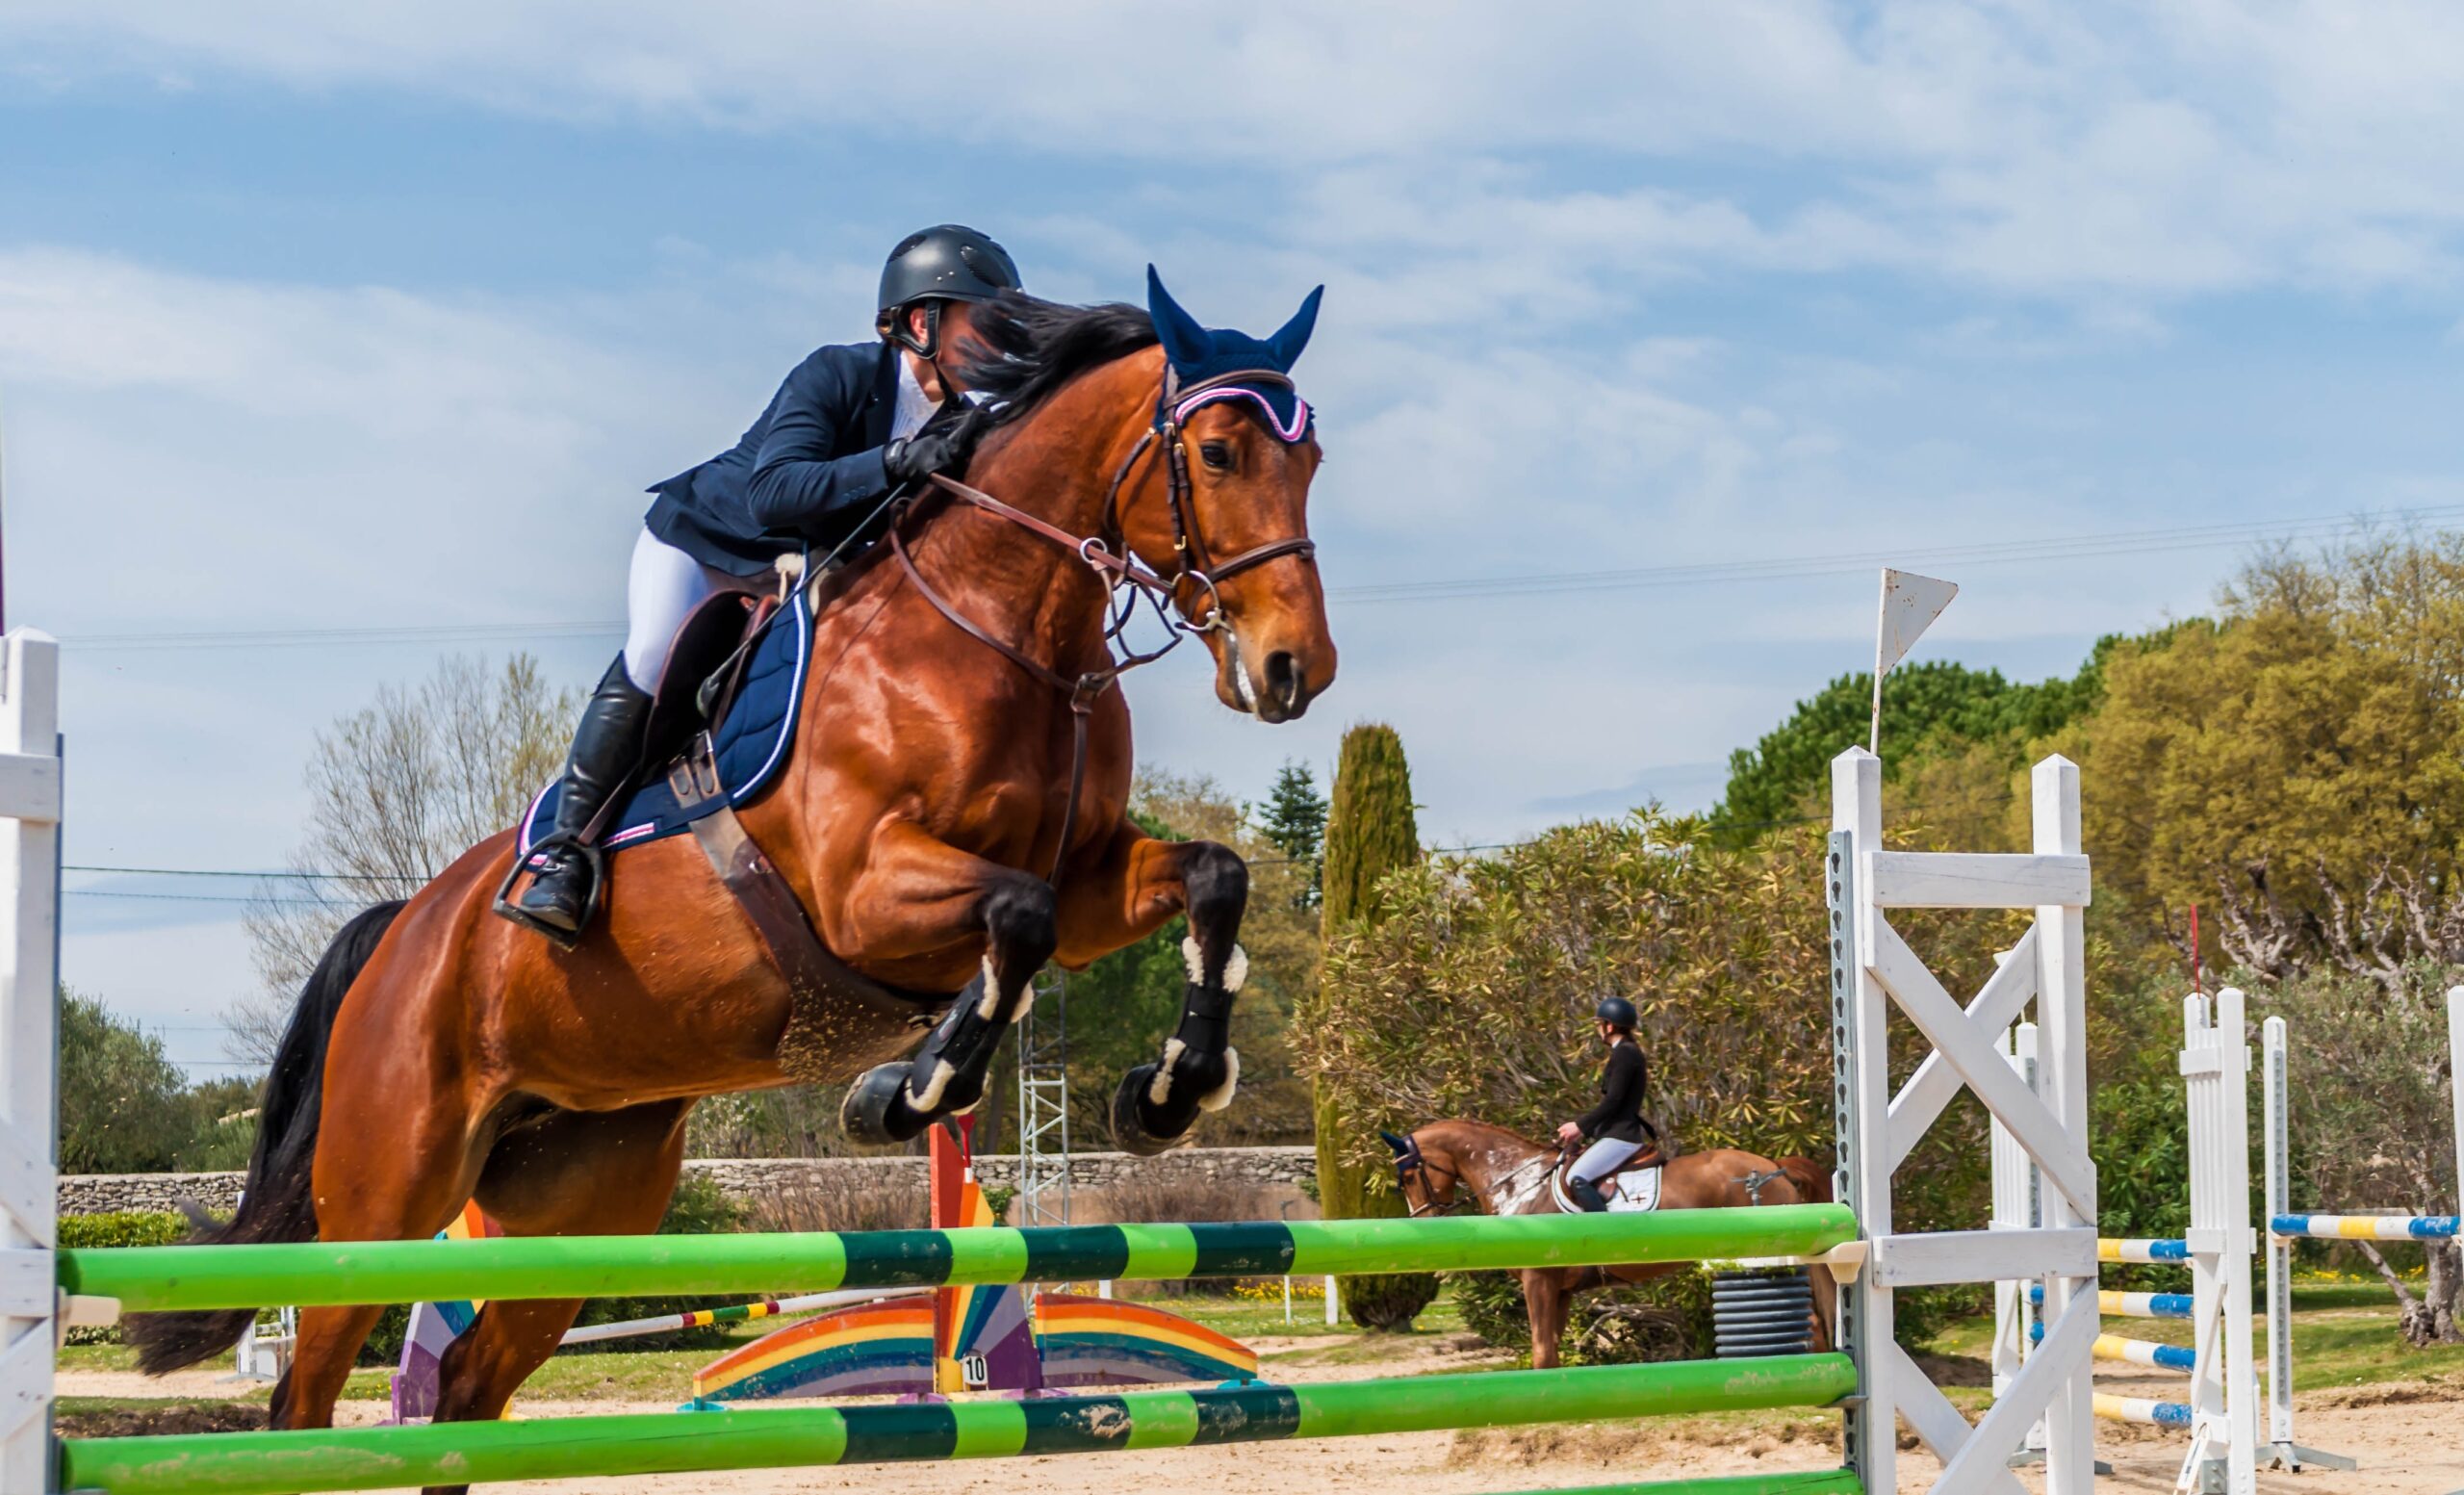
[516,588,812,858]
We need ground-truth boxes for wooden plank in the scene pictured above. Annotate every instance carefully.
[0,756,57,828]
[1882,1338,2030,1495]
[0,1126,50,1248]
[1938,1291,2098,1493]
[1864,851,2090,910]
[1872,1227,2095,1289]
[1886,926,2039,1173]
[2028,755,2096,1495]
[0,632,61,1495]
[0,1250,45,1317]
[1872,919,2095,1218]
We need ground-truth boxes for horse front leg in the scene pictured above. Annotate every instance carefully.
[1054,822,1249,1155]
[837,822,1058,1145]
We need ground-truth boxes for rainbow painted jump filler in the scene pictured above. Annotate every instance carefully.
[0,615,2117,1493]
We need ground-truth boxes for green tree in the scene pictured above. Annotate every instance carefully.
[1710,658,2106,836]
[59,991,201,1174]
[2263,967,2463,1344]
[1311,723,1435,1329]
[238,654,578,1064]
[1255,760,1328,909]
[1321,726,1419,930]
[2055,533,2464,991]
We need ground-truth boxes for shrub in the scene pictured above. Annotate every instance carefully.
[744,1170,929,1236]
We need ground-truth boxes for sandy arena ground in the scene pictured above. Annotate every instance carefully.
[61,1336,2461,1493]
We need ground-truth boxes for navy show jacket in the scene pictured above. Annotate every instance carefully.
[645,340,903,577]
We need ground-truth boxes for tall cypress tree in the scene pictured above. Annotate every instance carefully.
[1313,723,1436,1328]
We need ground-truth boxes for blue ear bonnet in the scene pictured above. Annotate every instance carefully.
[1147,265,1322,442]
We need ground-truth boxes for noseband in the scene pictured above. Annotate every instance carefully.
[889,369,1318,885]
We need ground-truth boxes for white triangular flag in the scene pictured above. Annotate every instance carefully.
[1877,569,1958,676]
[1871,568,1957,753]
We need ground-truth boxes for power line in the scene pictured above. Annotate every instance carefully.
[48,502,2460,652]
[65,889,354,906]
[67,864,399,883]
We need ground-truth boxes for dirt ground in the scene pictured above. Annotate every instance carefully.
[59,1337,2462,1493]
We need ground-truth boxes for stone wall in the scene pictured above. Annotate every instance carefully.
[60,1147,1320,1220]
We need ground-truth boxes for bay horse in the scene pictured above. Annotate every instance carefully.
[127,281,1335,1482]
[1386,1119,1834,1369]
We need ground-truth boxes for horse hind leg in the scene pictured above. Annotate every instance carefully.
[418,1099,693,1495]
[841,837,1058,1145]
[271,1062,485,1433]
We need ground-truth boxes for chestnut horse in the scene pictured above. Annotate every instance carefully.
[1386,1119,1834,1369]
[127,286,1335,1482]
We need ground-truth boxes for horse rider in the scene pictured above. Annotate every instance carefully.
[504,223,1024,938]
[1554,996,1652,1212]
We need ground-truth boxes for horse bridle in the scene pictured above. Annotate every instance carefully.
[1388,1135,1470,1218]
[889,367,1318,883]
[1389,1132,1557,1219]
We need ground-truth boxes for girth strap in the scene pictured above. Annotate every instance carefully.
[673,740,941,1082]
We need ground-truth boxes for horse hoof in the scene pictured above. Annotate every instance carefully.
[841,1062,928,1146]
[1109,1066,1194,1157]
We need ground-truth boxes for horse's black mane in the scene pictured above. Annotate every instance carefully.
[955,292,1159,430]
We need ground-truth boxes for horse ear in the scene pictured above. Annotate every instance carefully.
[1265,285,1322,372]
[1146,265,1211,372]
[1378,1129,1411,1156]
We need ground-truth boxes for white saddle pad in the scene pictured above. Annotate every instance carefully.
[1552,1163,1662,1214]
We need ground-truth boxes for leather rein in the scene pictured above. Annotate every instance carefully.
[888,367,1318,885]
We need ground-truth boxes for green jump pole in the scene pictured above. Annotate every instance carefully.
[59,1354,1856,1495]
[62,1205,1854,1313]
[1488,1477,1861,1495]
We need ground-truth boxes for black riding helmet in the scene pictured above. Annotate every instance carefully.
[878,224,1023,357]
[1594,995,1637,1031]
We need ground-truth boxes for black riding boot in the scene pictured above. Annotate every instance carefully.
[513,657,654,937]
[1568,1176,1610,1213]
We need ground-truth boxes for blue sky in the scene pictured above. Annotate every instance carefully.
[7,4,2464,1073]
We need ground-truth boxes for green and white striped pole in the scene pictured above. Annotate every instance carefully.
[59,1355,1858,1495]
[63,1207,1854,1315]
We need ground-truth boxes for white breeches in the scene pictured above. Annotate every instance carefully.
[1570,1136,1644,1185]
[623,528,755,692]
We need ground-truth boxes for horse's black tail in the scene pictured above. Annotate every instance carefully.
[124,900,406,1375]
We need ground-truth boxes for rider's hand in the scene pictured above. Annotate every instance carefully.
[884,418,979,486]
[1556,1121,1581,1145]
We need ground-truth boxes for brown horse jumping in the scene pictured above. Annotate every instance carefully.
[1386,1119,1834,1369]
[127,286,1335,1486]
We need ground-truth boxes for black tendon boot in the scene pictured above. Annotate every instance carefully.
[508,657,654,940]
[1568,1175,1610,1213]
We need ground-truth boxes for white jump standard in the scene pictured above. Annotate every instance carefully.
[1829,746,2102,1495]
[1994,988,2260,1495]
[2254,990,2464,1474]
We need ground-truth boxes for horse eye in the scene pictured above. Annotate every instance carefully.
[1199,441,1233,471]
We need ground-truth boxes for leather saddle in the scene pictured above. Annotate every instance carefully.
[501,580,949,1077]
[1548,1121,1673,1212]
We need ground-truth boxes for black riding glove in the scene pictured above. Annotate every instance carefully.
[883,418,978,486]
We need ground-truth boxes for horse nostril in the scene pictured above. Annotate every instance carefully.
[1265,651,1303,712]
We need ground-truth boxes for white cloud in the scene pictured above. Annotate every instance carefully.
[14,2,2464,306]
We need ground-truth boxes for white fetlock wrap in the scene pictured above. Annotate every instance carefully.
[1197,1046,1241,1112]
[1181,937,1248,992]
[1149,1037,1185,1105]
[908,1059,959,1112]
[974,955,1004,1020]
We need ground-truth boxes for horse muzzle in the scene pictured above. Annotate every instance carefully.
[1217,626,1332,724]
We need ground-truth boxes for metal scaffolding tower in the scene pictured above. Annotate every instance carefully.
[1014,966,1072,1229]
